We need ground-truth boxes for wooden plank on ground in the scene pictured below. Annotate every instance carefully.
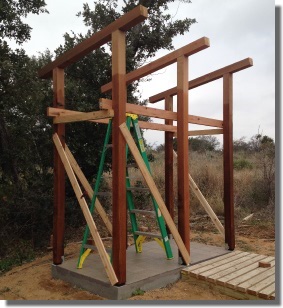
[54,109,114,124]
[119,122,190,265]
[199,253,259,281]
[217,256,274,286]
[38,5,148,79]
[237,266,275,293]
[207,254,267,283]
[257,283,275,299]
[65,145,112,235]
[101,37,210,93]
[225,257,275,289]
[182,251,241,275]
[53,133,118,286]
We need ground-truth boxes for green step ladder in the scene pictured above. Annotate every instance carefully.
[77,114,173,269]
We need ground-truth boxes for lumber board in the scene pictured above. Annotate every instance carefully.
[64,145,112,235]
[217,256,275,286]
[225,257,275,289]
[149,58,253,103]
[173,150,224,237]
[53,134,118,285]
[207,254,267,283]
[38,5,148,79]
[53,109,114,124]
[52,67,65,265]
[101,37,210,93]
[189,252,250,278]
[198,253,259,280]
[100,98,223,127]
[238,266,275,294]
[111,29,127,285]
[258,283,275,299]
[187,129,223,136]
[119,122,190,265]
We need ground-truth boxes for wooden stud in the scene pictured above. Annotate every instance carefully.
[111,29,127,285]
[101,37,210,93]
[53,109,114,124]
[149,58,253,103]
[165,96,174,235]
[177,55,190,263]
[119,123,190,264]
[64,144,112,235]
[223,73,235,250]
[53,134,118,285]
[52,67,65,265]
[38,5,148,79]
[172,150,224,237]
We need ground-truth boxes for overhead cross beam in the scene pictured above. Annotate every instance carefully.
[149,58,253,103]
[101,37,210,93]
[38,5,148,79]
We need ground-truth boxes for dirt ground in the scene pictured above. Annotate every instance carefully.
[0,219,275,301]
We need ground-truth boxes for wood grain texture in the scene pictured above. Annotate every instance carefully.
[38,5,148,79]
[149,58,253,103]
[52,68,65,265]
[223,73,235,250]
[165,96,174,235]
[177,55,190,262]
[101,37,210,93]
[65,145,112,235]
[53,134,118,285]
[111,30,127,285]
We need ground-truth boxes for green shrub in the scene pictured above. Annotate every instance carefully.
[234,158,253,170]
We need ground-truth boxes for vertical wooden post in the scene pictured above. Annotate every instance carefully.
[223,73,235,250]
[177,56,190,263]
[52,67,65,265]
[111,30,127,285]
[165,95,174,235]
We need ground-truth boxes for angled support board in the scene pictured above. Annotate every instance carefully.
[100,99,223,128]
[53,133,118,285]
[38,5,148,79]
[119,122,190,265]
[173,150,224,236]
[65,145,112,235]
[101,37,210,93]
[53,109,114,124]
[149,58,253,103]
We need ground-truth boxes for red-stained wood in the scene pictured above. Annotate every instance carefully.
[165,96,174,235]
[38,6,148,79]
[223,73,235,250]
[177,56,190,262]
[149,58,253,103]
[111,30,127,285]
[101,37,210,93]
[52,67,65,265]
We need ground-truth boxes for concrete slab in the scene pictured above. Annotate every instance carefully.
[52,240,230,300]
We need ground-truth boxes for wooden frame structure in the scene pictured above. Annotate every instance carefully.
[39,5,253,285]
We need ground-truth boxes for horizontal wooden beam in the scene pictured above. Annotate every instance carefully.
[101,37,210,93]
[99,99,223,128]
[53,109,114,124]
[149,58,253,103]
[38,5,148,79]
[48,107,222,131]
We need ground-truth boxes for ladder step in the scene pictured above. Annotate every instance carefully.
[127,187,149,192]
[134,231,162,239]
[130,209,155,216]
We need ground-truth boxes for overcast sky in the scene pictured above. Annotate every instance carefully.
[12,0,276,147]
